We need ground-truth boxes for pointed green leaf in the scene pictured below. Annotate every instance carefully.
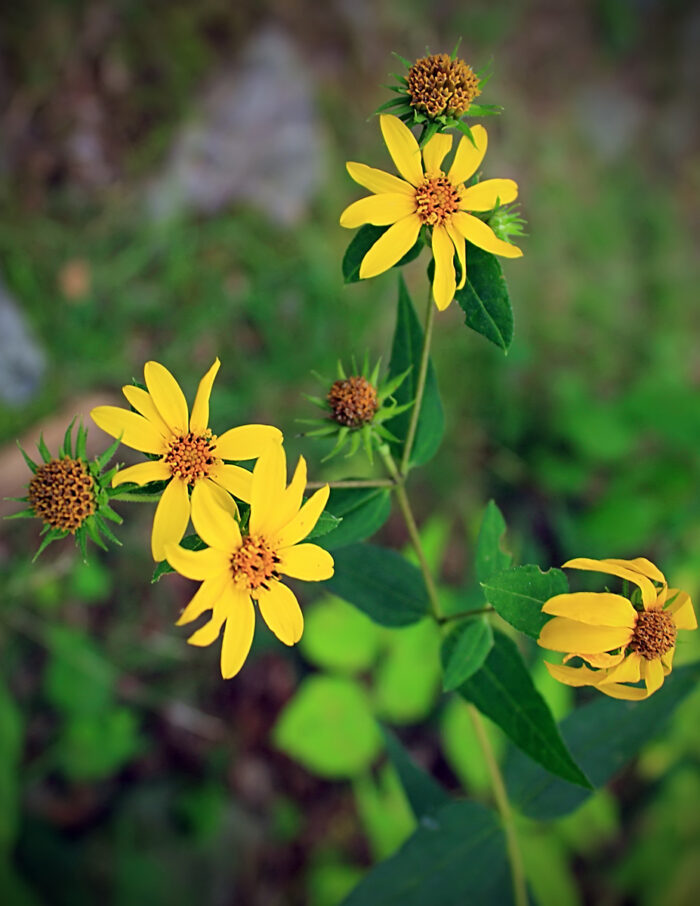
[61,417,77,459]
[454,244,513,351]
[382,728,451,821]
[441,617,494,691]
[481,565,568,640]
[96,433,122,471]
[321,487,392,550]
[342,225,423,284]
[475,500,511,583]
[16,441,38,474]
[306,508,342,541]
[37,434,51,463]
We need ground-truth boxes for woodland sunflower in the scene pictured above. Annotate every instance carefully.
[165,443,334,679]
[91,359,282,560]
[538,557,697,700]
[340,114,522,310]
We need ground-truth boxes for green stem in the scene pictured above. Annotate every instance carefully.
[437,606,495,624]
[400,288,435,476]
[305,478,395,490]
[467,704,528,906]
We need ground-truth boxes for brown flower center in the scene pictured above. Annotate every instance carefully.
[407,53,481,118]
[327,376,379,428]
[28,458,95,533]
[231,535,280,591]
[164,431,217,484]
[415,175,461,226]
[629,609,677,660]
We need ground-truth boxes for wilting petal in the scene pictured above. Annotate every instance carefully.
[359,215,422,279]
[151,477,191,561]
[345,161,413,195]
[263,456,307,539]
[445,221,466,290]
[257,581,304,646]
[176,572,229,626]
[447,126,487,185]
[215,424,283,461]
[340,193,416,228]
[422,132,453,175]
[579,651,625,668]
[563,557,658,610]
[278,543,334,581]
[538,616,632,654]
[542,592,636,628]
[209,463,253,502]
[452,211,523,259]
[91,406,167,455]
[274,485,330,549]
[112,459,171,488]
[191,479,241,551]
[460,178,518,213]
[165,542,230,581]
[605,557,666,586]
[599,652,642,685]
[661,646,675,673]
[643,657,665,695]
[249,443,287,536]
[597,682,649,701]
[544,661,601,687]
[220,585,256,678]
[121,385,171,438]
[666,590,697,629]
[431,225,456,311]
[380,114,424,186]
[189,358,220,434]
[144,361,189,434]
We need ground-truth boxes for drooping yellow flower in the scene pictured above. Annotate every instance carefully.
[340,114,522,311]
[91,359,282,561]
[165,443,334,679]
[538,557,697,700]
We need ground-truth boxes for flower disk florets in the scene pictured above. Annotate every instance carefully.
[164,431,217,485]
[407,53,481,118]
[630,609,677,660]
[231,536,280,591]
[415,175,461,226]
[28,457,96,533]
[327,376,379,428]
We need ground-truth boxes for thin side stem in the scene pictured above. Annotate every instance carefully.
[437,605,495,624]
[400,288,435,476]
[305,478,395,490]
[467,704,528,906]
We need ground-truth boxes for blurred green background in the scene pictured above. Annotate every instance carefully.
[1,1,698,904]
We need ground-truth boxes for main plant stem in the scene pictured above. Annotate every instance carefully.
[400,288,435,476]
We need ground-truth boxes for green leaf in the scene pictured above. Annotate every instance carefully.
[0,676,23,854]
[454,244,513,351]
[342,225,423,284]
[44,627,116,716]
[481,565,568,640]
[385,277,445,468]
[441,618,494,691]
[56,708,142,780]
[152,532,206,582]
[458,630,590,789]
[300,596,383,674]
[307,509,342,541]
[321,487,391,549]
[374,619,442,724]
[340,800,510,905]
[382,728,450,821]
[475,500,511,583]
[505,663,700,819]
[324,543,430,627]
[353,764,416,860]
[274,676,382,779]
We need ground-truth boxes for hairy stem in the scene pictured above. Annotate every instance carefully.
[400,288,435,475]
[305,478,395,490]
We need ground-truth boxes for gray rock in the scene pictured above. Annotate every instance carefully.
[0,280,46,406]
[148,27,325,225]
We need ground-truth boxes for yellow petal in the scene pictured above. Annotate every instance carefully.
[359,215,422,280]
[151,477,191,561]
[209,463,253,502]
[263,455,307,540]
[544,660,601,687]
[187,609,227,647]
[220,586,256,678]
[189,358,220,434]
[445,221,466,290]
[257,581,304,645]
[460,178,519,212]
[596,682,649,701]
[346,161,414,196]
[452,211,523,259]
[249,442,287,536]
[121,385,171,438]
[112,459,171,488]
[538,616,632,654]
[605,557,666,586]
[666,590,697,630]
[165,542,230,581]
[579,651,625,668]
[176,572,229,626]
[274,485,330,549]
[143,361,189,434]
[380,114,424,186]
[563,557,658,610]
[214,424,283,461]
[541,592,637,628]
[661,646,675,673]
[340,193,416,229]
[278,543,334,581]
[91,406,167,455]
[190,479,241,551]
[422,132,453,175]
[599,652,642,685]
[643,658,665,695]
[447,126,487,185]
[431,225,456,311]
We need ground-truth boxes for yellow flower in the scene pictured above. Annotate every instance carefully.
[340,114,522,311]
[165,443,334,679]
[91,359,282,561]
[538,557,697,700]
